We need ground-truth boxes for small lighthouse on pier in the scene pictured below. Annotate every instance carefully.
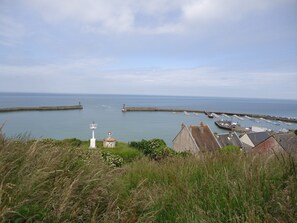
[121,104,126,112]
[89,121,97,148]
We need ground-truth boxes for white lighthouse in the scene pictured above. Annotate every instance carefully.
[89,121,97,148]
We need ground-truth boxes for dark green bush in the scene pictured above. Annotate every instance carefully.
[129,138,175,160]
[62,138,82,147]
[101,152,123,167]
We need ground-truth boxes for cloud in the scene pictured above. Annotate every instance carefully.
[25,0,136,32]
[182,0,286,22]
[0,57,112,77]
[0,15,25,46]
[1,58,296,98]
[24,0,294,34]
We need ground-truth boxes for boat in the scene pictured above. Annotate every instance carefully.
[278,128,289,133]
[193,112,199,116]
[211,112,220,118]
[259,117,268,123]
[245,115,259,122]
[207,113,214,118]
[222,114,230,118]
[215,120,240,130]
[184,111,190,116]
[204,111,214,118]
[233,115,244,120]
[215,120,251,133]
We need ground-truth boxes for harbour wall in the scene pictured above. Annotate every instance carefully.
[0,105,83,113]
[122,106,297,123]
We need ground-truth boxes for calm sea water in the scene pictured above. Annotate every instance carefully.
[0,93,297,146]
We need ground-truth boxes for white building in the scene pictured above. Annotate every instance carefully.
[251,126,268,133]
[103,132,117,148]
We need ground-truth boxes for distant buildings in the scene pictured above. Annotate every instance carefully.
[271,132,297,154]
[252,136,285,154]
[240,132,270,148]
[172,123,297,155]
[172,123,220,153]
[215,132,242,148]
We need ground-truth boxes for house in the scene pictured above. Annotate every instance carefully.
[240,131,271,148]
[172,123,221,153]
[252,136,285,154]
[273,132,297,154]
[103,132,117,148]
[215,132,243,148]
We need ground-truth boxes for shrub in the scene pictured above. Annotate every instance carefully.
[101,143,143,163]
[62,138,82,147]
[101,152,123,167]
[129,138,175,160]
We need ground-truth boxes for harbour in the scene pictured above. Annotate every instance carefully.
[122,105,297,123]
[1,93,297,144]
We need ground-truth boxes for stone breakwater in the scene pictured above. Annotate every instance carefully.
[0,105,83,113]
[122,106,297,123]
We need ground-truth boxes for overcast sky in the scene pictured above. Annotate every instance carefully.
[0,0,297,99]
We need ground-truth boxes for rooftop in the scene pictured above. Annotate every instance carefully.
[216,132,242,148]
[245,131,271,146]
[190,124,220,152]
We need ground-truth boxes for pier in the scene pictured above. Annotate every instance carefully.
[0,105,83,113]
[122,106,297,123]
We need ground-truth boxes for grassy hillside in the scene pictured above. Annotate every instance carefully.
[0,134,296,222]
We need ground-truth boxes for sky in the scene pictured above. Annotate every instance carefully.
[0,0,297,99]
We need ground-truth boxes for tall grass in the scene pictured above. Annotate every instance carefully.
[112,153,297,222]
[0,136,119,222]
[0,133,296,222]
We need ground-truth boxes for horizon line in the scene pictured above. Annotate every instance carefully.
[0,91,296,101]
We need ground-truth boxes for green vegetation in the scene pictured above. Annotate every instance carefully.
[0,134,296,222]
[35,138,142,165]
[219,145,241,154]
[129,138,176,160]
[101,142,142,163]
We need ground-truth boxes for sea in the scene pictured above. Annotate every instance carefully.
[0,93,297,146]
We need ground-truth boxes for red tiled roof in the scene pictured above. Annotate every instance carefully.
[190,125,220,152]
[104,137,116,142]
